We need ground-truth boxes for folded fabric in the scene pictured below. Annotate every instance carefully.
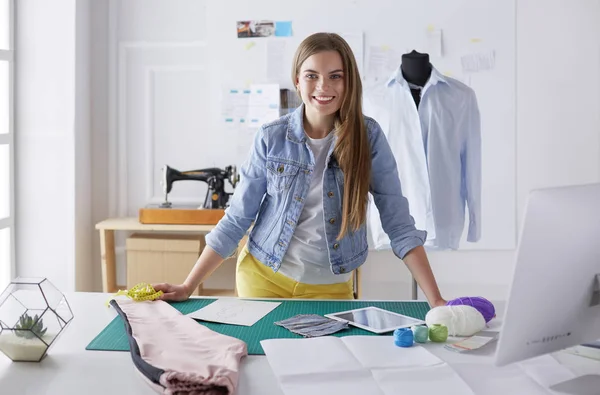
[110,299,247,395]
[274,314,349,337]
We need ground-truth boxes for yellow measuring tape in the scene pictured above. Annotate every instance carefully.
[105,283,163,307]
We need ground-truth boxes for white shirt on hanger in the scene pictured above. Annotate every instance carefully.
[363,66,481,250]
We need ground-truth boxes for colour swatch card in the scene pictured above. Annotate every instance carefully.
[261,336,475,395]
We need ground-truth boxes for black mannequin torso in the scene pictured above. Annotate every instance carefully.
[401,50,432,108]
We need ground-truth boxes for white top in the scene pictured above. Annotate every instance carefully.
[279,131,352,285]
[364,65,481,251]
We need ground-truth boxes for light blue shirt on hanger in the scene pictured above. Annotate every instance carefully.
[364,65,482,250]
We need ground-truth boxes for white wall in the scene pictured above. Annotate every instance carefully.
[15,0,93,292]
[14,0,600,298]
[360,0,600,301]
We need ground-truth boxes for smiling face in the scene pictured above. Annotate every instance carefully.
[295,50,345,120]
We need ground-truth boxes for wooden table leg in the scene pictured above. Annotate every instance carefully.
[411,277,418,300]
[354,267,362,299]
[100,229,117,293]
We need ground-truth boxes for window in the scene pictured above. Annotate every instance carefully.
[0,0,13,288]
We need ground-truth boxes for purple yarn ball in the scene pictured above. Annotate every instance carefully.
[446,296,495,323]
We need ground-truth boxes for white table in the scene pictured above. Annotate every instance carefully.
[0,292,598,395]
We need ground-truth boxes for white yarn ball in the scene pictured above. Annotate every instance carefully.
[425,305,486,337]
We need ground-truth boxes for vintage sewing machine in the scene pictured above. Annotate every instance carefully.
[139,164,240,225]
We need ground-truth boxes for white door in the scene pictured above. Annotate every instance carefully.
[0,0,14,288]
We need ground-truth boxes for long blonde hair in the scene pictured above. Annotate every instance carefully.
[292,32,371,239]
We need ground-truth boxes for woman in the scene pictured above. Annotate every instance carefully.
[154,32,446,307]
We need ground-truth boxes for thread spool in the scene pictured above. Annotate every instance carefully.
[446,296,496,323]
[429,324,448,342]
[393,328,414,347]
[412,325,429,343]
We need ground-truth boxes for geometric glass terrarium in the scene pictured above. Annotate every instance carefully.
[0,277,74,362]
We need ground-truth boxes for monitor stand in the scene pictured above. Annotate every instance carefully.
[549,374,600,395]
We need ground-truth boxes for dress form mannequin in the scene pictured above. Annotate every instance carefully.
[401,50,432,108]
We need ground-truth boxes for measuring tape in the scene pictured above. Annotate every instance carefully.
[105,283,163,307]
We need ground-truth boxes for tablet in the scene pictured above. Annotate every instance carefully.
[324,306,426,334]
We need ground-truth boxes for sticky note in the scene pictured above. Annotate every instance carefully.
[275,21,293,37]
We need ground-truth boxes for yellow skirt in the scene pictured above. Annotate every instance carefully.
[235,246,355,299]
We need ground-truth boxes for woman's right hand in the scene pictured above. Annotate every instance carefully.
[152,282,193,302]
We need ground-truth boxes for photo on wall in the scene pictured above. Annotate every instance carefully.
[236,20,275,38]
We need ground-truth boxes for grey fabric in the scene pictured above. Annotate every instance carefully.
[274,314,349,337]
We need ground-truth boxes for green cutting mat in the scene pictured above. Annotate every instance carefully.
[86,299,430,355]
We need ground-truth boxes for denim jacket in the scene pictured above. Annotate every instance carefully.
[205,104,427,275]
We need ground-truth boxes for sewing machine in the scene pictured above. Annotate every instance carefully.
[139,164,240,225]
[160,165,239,209]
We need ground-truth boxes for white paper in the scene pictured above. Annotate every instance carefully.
[461,51,496,73]
[279,371,384,395]
[221,87,250,126]
[426,28,443,57]
[247,83,280,128]
[373,364,475,395]
[517,354,577,389]
[367,46,402,80]
[340,32,364,78]
[261,336,473,395]
[261,337,363,377]
[266,40,286,81]
[341,335,444,369]
[187,298,281,326]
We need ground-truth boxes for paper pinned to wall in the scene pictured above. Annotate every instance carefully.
[247,83,280,128]
[461,39,496,73]
[266,40,287,80]
[367,45,404,80]
[340,32,364,78]
[275,21,293,37]
[425,25,443,57]
[461,50,496,73]
[221,87,251,127]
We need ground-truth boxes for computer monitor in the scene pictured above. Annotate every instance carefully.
[494,183,600,392]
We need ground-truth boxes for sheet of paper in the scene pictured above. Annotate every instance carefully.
[261,336,474,395]
[373,364,475,395]
[340,32,364,78]
[187,298,281,326]
[275,21,293,37]
[444,332,498,353]
[247,83,280,128]
[461,50,496,73]
[517,354,577,389]
[341,335,444,368]
[261,337,363,377]
[426,26,443,57]
[266,40,286,80]
[221,87,250,126]
[278,371,384,395]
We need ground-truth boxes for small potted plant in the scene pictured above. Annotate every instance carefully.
[0,277,73,362]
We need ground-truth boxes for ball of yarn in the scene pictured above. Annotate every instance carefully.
[428,324,448,342]
[412,325,429,343]
[393,328,413,347]
[425,305,486,337]
[446,296,496,323]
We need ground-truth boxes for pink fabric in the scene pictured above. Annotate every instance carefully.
[114,299,247,395]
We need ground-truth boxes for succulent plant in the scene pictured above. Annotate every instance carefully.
[14,313,47,340]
